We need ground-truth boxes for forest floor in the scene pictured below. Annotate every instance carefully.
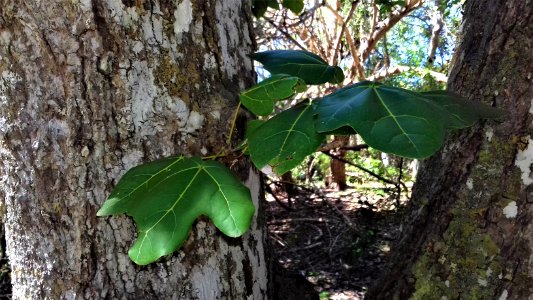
[266,180,409,300]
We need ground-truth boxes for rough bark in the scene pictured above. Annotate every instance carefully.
[368,0,533,299]
[0,0,268,299]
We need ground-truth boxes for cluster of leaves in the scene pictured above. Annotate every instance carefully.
[98,50,503,265]
[252,0,304,17]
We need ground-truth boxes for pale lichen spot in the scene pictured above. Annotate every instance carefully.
[0,30,12,46]
[466,178,474,190]
[78,0,92,12]
[174,0,193,39]
[0,71,22,106]
[81,146,90,158]
[167,97,189,127]
[485,127,493,142]
[209,110,220,120]
[529,98,533,114]
[184,111,204,133]
[498,290,508,300]
[48,119,70,139]
[106,1,139,27]
[214,1,246,78]
[0,117,8,138]
[203,53,217,70]
[502,201,518,219]
[514,137,533,185]
[132,41,144,54]
[121,149,144,170]
[141,12,164,45]
[477,277,488,287]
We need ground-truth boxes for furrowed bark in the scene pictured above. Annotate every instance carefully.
[0,1,268,298]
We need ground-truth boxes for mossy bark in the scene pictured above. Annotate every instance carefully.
[368,0,533,299]
[0,0,268,299]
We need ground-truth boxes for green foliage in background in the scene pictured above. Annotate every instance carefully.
[252,0,304,17]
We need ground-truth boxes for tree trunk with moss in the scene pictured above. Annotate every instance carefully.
[0,0,268,298]
[369,0,532,299]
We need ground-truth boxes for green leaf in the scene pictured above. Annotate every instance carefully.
[97,156,255,265]
[248,100,325,174]
[252,0,268,17]
[326,126,358,136]
[314,81,447,159]
[240,74,306,116]
[420,91,506,129]
[253,50,345,85]
[252,0,278,17]
[314,81,505,159]
[282,0,304,14]
[246,119,266,138]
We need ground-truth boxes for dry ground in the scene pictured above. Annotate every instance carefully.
[267,181,408,300]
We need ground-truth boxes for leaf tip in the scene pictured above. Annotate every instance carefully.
[96,205,111,217]
[330,66,345,84]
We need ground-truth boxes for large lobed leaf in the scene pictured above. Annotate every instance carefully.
[314,81,504,158]
[253,50,345,85]
[97,156,255,265]
[247,100,325,175]
[240,74,306,116]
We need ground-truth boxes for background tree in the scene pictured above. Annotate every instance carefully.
[0,0,268,298]
[369,0,533,298]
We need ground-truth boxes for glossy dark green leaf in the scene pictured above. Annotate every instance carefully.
[282,0,304,14]
[314,81,447,158]
[420,91,506,129]
[253,50,345,85]
[252,0,279,17]
[97,156,255,265]
[248,101,325,174]
[314,81,505,158]
[240,74,306,116]
[326,126,358,136]
[246,119,266,138]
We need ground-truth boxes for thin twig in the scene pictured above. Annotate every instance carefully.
[321,196,358,231]
[396,158,404,206]
[360,0,423,61]
[226,102,241,146]
[330,1,359,66]
[265,183,293,211]
[280,241,323,253]
[322,151,397,186]
[318,142,368,152]
[324,2,365,79]
[264,17,308,51]
[268,217,329,225]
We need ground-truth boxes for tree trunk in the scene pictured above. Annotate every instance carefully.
[0,1,268,299]
[330,135,349,191]
[368,0,532,299]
